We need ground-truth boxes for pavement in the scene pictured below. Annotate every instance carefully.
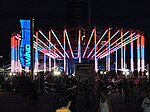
[0,91,138,112]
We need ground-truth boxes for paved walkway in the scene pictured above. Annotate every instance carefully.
[111,93,138,112]
[0,92,138,112]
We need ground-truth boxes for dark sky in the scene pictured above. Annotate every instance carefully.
[0,0,150,63]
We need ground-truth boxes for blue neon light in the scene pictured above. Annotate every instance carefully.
[19,20,31,67]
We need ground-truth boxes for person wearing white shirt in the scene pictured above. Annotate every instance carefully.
[141,89,150,112]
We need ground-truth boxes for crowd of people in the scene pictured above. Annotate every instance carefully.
[0,70,150,112]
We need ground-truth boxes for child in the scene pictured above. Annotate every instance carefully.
[56,97,72,112]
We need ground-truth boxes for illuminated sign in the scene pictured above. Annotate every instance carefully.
[19,20,31,67]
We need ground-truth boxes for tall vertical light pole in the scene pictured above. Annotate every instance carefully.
[31,18,34,81]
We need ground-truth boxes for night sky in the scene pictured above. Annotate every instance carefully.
[0,0,150,63]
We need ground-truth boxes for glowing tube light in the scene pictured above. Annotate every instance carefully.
[15,38,18,72]
[87,29,108,58]
[97,31,130,58]
[121,29,124,71]
[137,34,140,72]
[78,29,81,63]
[100,34,138,59]
[124,45,126,70]
[106,28,111,72]
[94,28,98,72]
[83,29,94,58]
[44,54,46,73]
[33,41,56,59]
[93,30,120,58]
[130,32,134,72]
[17,38,21,73]
[51,30,69,58]
[34,35,64,57]
[65,30,74,58]
[37,31,64,57]
[33,40,60,58]
[49,31,52,72]
[115,43,118,73]
[34,32,39,73]
[63,29,66,72]
[11,36,15,72]
[141,35,145,72]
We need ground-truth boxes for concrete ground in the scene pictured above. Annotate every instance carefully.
[0,92,138,112]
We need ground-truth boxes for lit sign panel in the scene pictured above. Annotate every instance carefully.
[19,20,31,67]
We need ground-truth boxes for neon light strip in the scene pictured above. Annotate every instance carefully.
[37,31,64,57]
[86,29,108,58]
[11,36,15,72]
[92,30,120,58]
[130,32,134,72]
[44,54,46,73]
[108,28,111,71]
[63,29,66,72]
[115,43,117,73]
[51,29,69,58]
[33,41,57,58]
[65,30,74,58]
[34,45,55,59]
[94,28,98,71]
[82,29,94,58]
[49,31,52,72]
[97,31,131,58]
[78,29,81,63]
[33,40,60,58]
[137,35,140,72]
[34,32,38,73]
[121,29,123,71]
[100,34,139,59]
[141,35,145,72]
[34,35,63,57]
[100,34,138,58]
[124,45,126,70]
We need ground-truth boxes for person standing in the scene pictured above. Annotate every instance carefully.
[56,99,72,112]
[97,90,112,112]
[141,89,150,112]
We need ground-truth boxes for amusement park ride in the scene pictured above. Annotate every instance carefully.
[9,0,148,80]
[11,23,146,76]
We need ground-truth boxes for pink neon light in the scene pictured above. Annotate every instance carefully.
[92,30,120,58]
[87,29,107,58]
[78,29,81,62]
[65,30,74,58]
[99,34,138,59]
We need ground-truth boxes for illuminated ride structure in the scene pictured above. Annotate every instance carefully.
[11,26,145,76]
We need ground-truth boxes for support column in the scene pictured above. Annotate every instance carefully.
[124,45,126,70]
[121,29,124,71]
[78,29,81,63]
[94,27,98,72]
[115,43,118,73]
[11,35,15,73]
[44,54,46,73]
[63,29,66,72]
[106,28,110,72]
[35,31,39,73]
[141,35,145,72]
[49,30,52,72]
[17,37,21,74]
[137,34,140,72]
[130,32,134,72]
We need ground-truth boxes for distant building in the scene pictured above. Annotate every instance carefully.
[65,0,91,27]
